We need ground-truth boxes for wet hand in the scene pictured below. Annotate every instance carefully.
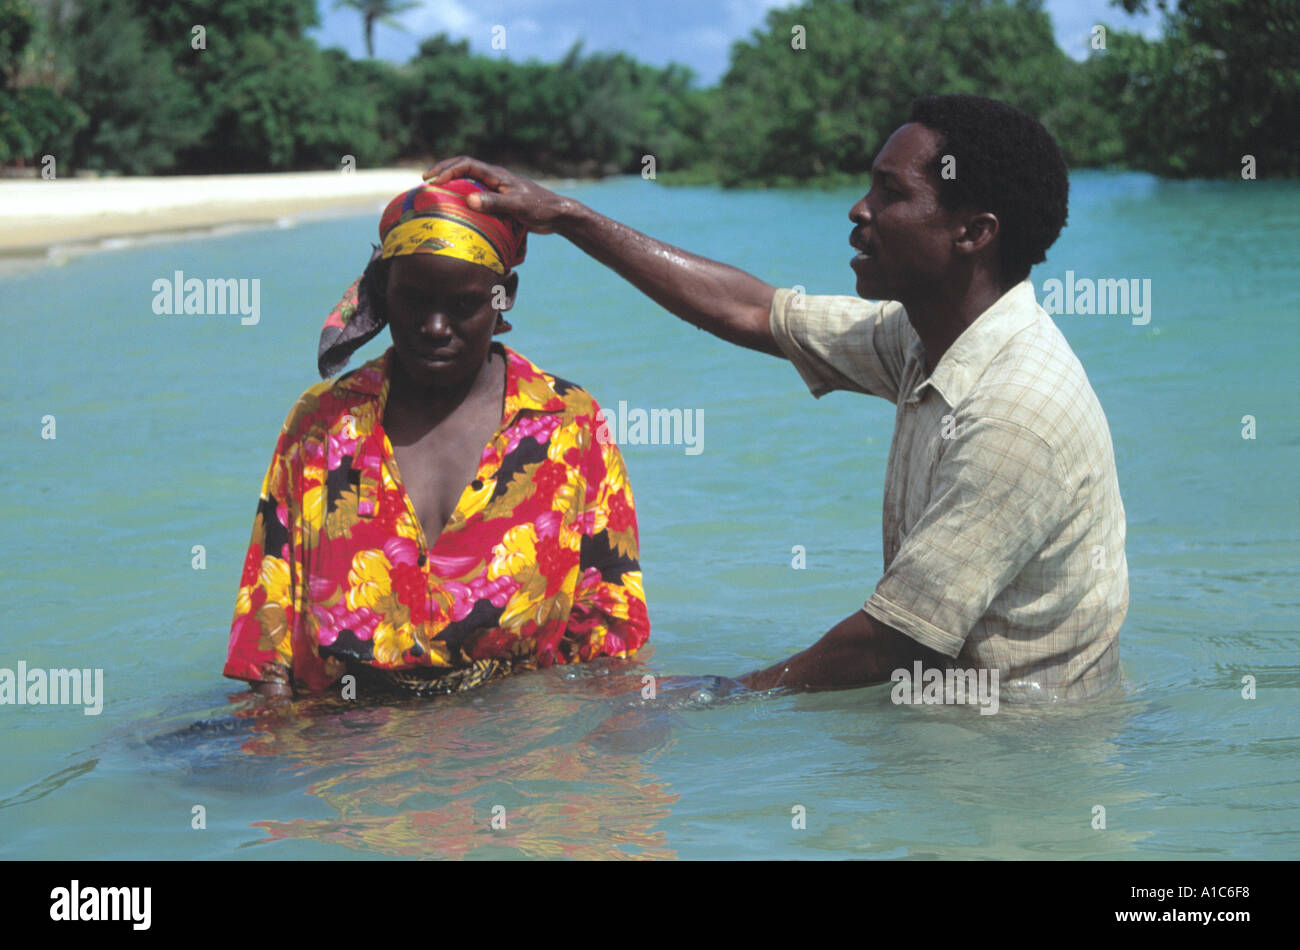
[638,674,751,708]
[422,156,571,234]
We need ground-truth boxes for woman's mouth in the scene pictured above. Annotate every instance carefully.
[415,344,458,363]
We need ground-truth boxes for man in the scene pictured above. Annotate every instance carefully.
[425,94,1127,703]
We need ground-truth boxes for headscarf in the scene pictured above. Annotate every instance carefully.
[318,179,528,378]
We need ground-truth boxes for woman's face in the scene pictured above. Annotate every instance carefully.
[383,254,516,391]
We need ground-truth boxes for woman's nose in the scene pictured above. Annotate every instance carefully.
[421,310,452,338]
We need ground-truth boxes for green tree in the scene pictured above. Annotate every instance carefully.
[47,0,206,173]
[1095,0,1300,176]
[705,0,1087,186]
[125,0,399,172]
[0,0,84,166]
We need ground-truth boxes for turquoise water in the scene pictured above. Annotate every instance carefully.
[2,173,1297,859]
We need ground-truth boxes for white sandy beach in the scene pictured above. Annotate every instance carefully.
[0,168,434,255]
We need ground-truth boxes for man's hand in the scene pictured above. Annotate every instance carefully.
[423,156,572,234]
[635,674,750,707]
[425,154,781,355]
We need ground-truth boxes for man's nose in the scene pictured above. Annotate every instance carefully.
[849,198,870,223]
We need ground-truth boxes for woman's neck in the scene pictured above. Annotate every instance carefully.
[388,344,505,419]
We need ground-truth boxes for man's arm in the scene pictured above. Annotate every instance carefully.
[736,609,950,692]
[424,157,782,356]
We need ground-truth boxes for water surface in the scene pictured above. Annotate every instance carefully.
[2,172,1297,858]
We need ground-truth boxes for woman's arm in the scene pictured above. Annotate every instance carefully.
[224,408,303,696]
[562,400,650,660]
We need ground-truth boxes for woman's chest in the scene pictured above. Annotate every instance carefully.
[388,404,501,544]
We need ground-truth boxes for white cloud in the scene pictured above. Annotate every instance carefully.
[406,0,478,35]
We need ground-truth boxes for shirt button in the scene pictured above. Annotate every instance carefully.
[471,479,483,490]
[417,553,427,567]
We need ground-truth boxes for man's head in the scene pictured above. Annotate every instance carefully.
[848,94,1068,301]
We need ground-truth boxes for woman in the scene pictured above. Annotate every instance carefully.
[223,179,649,698]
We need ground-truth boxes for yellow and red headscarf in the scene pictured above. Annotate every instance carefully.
[318,179,528,377]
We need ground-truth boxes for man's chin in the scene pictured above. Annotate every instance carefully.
[855,274,888,301]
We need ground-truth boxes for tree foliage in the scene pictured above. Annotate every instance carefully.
[5,0,1295,179]
[0,0,84,165]
[1088,0,1300,176]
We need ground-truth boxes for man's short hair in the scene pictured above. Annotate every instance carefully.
[908,94,1069,286]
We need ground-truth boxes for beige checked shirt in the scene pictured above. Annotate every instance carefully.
[769,281,1126,701]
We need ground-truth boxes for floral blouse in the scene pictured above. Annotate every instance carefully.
[224,343,649,695]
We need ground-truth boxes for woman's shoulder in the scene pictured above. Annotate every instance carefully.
[276,352,388,441]
[501,345,604,417]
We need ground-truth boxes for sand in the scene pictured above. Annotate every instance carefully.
[0,168,434,256]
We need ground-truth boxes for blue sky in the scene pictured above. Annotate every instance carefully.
[310,0,1167,85]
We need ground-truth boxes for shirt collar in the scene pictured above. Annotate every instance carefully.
[909,279,1041,406]
[336,343,566,420]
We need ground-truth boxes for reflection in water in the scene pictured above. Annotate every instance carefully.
[127,665,1160,860]
[224,659,684,858]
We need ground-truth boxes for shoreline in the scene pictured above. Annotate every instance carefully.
[0,168,581,270]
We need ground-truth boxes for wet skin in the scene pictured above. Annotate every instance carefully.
[418,139,1001,694]
[382,254,518,544]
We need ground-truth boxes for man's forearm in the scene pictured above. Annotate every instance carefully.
[737,609,951,692]
[554,199,782,355]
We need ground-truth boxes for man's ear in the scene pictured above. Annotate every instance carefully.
[954,211,999,258]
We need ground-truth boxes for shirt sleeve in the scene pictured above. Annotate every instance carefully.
[768,287,913,401]
[564,403,650,660]
[863,416,1070,658]
[223,411,301,687]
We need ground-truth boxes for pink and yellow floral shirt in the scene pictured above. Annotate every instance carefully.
[224,344,648,694]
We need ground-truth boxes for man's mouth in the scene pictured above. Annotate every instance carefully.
[850,233,876,258]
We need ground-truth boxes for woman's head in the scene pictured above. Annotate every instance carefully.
[317,179,528,380]
[378,252,519,390]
